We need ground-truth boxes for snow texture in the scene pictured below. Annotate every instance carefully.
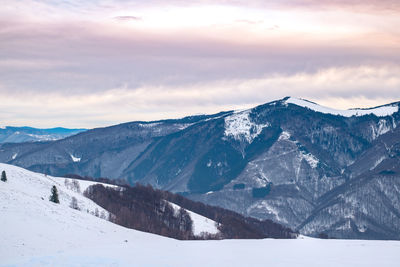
[302,153,319,168]
[138,122,162,128]
[286,97,399,117]
[168,202,219,236]
[369,156,386,170]
[248,200,288,224]
[371,119,393,140]
[26,134,58,141]
[278,131,291,141]
[70,154,81,162]
[0,163,110,218]
[176,123,194,130]
[1,163,400,267]
[224,110,269,143]
[279,131,319,168]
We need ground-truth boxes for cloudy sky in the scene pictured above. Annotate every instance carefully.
[1,0,399,128]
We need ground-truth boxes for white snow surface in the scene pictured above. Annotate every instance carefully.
[369,156,386,171]
[168,202,219,236]
[371,119,393,140]
[26,134,58,141]
[224,110,269,143]
[176,123,195,130]
[286,97,399,117]
[1,163,400,267]
[278,131,291,141]
[70,154,81,162]
[138,122,162,128]
[302,153,319,168]
[0,163,110,218]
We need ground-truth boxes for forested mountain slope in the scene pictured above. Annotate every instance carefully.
[1,97,400,239]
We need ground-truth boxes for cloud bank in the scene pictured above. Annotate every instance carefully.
[0,0,399,127]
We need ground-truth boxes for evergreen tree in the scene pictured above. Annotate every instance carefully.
[49,185,60,203]
[1,171,6,182]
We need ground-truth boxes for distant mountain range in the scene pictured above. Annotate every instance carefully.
[1,96,400,240]
[0,126,86,143]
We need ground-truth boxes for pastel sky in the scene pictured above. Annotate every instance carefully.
[1,0,399,128]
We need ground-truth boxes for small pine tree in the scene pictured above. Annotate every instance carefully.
[1,171,6,182]
[49,185,60,203]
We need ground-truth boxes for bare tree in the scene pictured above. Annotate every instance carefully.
[100,210,107,219]
[72,180,81,193]
[69,196,79,210]
[65,179,81,193]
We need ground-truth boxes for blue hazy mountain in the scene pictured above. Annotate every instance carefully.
[0,126,86,143]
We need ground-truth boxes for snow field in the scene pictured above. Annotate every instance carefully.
[1,163,400,267]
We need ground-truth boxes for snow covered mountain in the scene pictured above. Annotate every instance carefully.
[1,163,399,266]
[0,126,86,143]
[1,97,400,239]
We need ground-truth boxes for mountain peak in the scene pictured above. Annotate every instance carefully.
[284,97,398,117]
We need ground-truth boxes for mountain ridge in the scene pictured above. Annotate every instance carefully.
[0,126,87,144]
[1,97,399,239]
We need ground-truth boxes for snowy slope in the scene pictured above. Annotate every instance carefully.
[224,110,269,143]
[168,202,219,236]
[0,163,111,218]
[286,97,398,117]
[1,163,400,266]
[66,178,220,237]
[60,177,119,193]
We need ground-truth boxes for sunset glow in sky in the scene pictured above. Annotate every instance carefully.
[1,0,399,127]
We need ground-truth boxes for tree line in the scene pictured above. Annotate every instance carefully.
[157,185,297,239]
[84,184,194,240]
[83,182,297,240]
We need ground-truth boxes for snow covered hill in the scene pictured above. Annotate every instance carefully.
[0,163,112,219]
[168,201,219,236]
[0,163,220,239]
[1,163,400,266]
